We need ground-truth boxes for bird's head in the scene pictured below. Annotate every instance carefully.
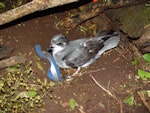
[47,34,69,52]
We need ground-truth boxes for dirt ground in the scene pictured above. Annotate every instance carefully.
[0,2,150,113]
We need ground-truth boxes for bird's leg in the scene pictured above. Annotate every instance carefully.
[62,67,81,80]
[71,67,81,77]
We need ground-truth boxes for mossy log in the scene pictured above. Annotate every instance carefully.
[0,0,78,25]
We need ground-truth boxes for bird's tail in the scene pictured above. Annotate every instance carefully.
[95,30,120,58]
[96,30,119,39]
[95,30,115,37]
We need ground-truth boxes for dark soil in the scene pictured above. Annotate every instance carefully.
[0,1,149,113]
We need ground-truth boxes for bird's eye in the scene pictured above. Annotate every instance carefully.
[57,43,63,46]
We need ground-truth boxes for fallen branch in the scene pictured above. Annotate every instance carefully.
[137,91,150,112]
[90,75,123,113]
[57,0,147,30]
[0,0,78,25]
[0,56,26,69]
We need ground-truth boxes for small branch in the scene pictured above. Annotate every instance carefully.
[82,68,106,74]
[90,75,123,113]
[90,75,117,99]
[137,91,150,112]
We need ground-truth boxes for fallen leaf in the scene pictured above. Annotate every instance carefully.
[138,69,150,81]
[143,53,150,64]
[36,57,45,74]
[27,90,37,98]
[69,98,77,110]
[0,2,5,8]
[131,58,138,66]
[14,90,37,100]
[123,93,134,106]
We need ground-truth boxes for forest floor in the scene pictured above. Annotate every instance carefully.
[0,1,150,113]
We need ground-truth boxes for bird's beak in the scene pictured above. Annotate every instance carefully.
[47,46,53,52]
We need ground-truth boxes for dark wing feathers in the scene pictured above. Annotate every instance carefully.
[96,30,119,41]
[95,30,117,37]
[65,39,104,68]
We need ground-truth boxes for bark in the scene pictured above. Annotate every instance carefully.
[0,0,78,25]
[56,0,148,30]
[0,56,26,69]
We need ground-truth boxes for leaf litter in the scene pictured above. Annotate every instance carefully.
[0,62,55,113]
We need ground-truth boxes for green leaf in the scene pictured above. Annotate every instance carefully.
[123,93,134,106]
[5,64,21,72]
[69,98,77,110]
[0,2,5,9]
[10,64,20,69]
[147,90,150,97]
[36,57,45,74]
[14,90,37,100]
[145,3,150,7]
[131,58,138,66]
[0,109,3,113]
[143,53,150,64]
[79,25,88,33]
[27,90,37,98]
[138,69,150,81]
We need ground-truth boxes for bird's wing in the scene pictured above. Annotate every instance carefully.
[64,39,104,68]
[95,33,120,59]
[96,30,118,36]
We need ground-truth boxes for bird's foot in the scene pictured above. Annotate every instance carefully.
[62,75,73,81]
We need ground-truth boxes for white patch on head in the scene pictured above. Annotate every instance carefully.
[52,44,64,54]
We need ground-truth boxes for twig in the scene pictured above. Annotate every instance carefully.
[78,106,86,113]
[90,75,116,99]
[137,91,150,112]
[113,57,120,63]
[82,68,106,75]
[90,75,123,113]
